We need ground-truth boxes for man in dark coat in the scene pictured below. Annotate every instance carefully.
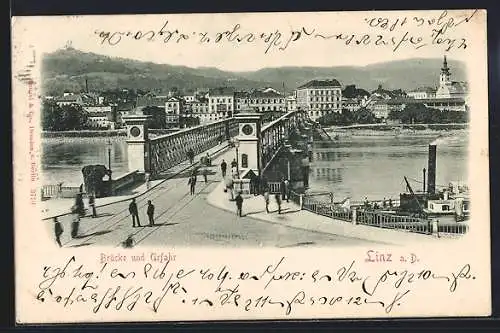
[220,159,227,178]
[89,194,97,218]
[235,192,244,217]
[147,200,155,226]
[129,198,141,227]
[54,217,63,247]
[188,174,197,195]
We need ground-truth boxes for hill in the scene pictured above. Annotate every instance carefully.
[42,48,467,95]
[235,58,467,92]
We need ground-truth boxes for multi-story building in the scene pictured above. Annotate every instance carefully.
[286,95,297,111]
[295,79,343,120]
[83,104,117,129]
[234,90,285,113]
[208,87,235,119]
[342,97,363,113]
[407,87,437,99]
[185,97,217,124]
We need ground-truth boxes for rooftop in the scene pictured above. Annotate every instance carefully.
[208,87,235,96]
[297,79,341,89]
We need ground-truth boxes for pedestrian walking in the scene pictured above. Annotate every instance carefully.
[88,194,97,218]
[187,149,195,164]
[280,178,286,201]
[54,217,63,247]
[147,200,155,226]
[284,179,290,202]
[231,158,237,169]
[225,177,234,200]
[203,168,208,183]
[235,192,244,217]
[220,159,227,178]
[264,190,270,213]
[129,198,141,227]
[275,193,282,214]
[188,174,197,195]
[70,193,85,238]
[205,153,211,166]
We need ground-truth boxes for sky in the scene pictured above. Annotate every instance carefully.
[11,10,485,72]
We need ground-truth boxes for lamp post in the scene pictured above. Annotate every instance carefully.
[234,138,240,178]
[107,139,112,181]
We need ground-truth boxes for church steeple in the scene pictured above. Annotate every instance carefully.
[440,55,451,86]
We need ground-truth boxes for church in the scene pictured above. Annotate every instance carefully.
[435,55,469,99]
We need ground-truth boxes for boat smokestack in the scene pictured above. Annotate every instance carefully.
[423,168,426,193]
[427,144,436,194]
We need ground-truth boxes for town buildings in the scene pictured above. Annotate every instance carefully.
[295,79,343,120]
[234,89,286,113]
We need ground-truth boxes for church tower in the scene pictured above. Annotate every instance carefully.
[439,55,451,86]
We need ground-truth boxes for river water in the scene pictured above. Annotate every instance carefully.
[41,132,468,201]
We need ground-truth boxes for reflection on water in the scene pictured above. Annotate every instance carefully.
[309,135,468,202]
[42,137,128,185]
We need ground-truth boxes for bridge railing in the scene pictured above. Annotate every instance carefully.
[149,118,238,176]
[260,110,306,172]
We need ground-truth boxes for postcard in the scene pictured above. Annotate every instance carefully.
[12,9,490,323]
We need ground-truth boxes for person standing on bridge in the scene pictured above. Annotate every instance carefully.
[88,194,97,218]
[53,217,63,247]
[202,168,208,183]
[263,190,270,213]
[235,191,244,217]
[220,159,227,178]
[280,177,287,201]
[275,193,282,214]
[231,158,237,170]
[188,174,197,195]
[129,198,141,228]
[187,149,195,165]
[147,200,155,226]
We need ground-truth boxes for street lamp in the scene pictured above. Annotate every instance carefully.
[234,138,240,178]
[107,139,112,181]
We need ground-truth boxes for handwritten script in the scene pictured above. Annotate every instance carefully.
[93,10,478,54]
[35,254,476,317]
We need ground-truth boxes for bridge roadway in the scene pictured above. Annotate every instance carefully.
[54,147,374,248]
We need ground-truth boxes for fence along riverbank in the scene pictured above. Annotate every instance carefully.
[266,182,468,237]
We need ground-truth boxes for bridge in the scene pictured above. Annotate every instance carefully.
[124,110,311,182]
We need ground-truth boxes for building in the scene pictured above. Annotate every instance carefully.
[234,90,286,113]
[369,98,467,119]
[83,105,117,128]
[407,87,437,99]
[286,95,297,111]
[55,93,84,106]
[208,87,235,119]
[435,55,468,99]
[295,79,343,120]
[86,112,114,129]
[185,97,216,124]
[368,100,405,119]
[342,97,363,113]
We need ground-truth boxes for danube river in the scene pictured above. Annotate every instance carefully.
[41,132,468,201]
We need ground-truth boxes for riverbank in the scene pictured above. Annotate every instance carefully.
[325,124,468,138]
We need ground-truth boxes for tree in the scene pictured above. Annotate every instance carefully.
[142,106,166,129]
[59,104,89,130]
[41,100,62,131]
[41,101,89,130]
[353,107,376,124]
